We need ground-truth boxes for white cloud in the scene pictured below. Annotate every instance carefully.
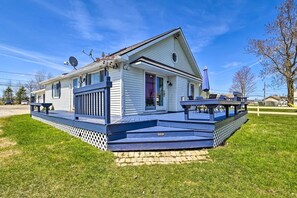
[0,44,70,72]
[213,60,260,75]
[183,1,245,53]
[91,0,149,52]
[32,0,103,41]
[186,23,231,53]
[69,0,103,41]
[222,61,242,68]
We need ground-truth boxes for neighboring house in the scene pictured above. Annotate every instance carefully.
[264,95,287,106]
[39,28,202,116]
[31,89,45,103]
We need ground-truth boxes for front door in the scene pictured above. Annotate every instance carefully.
[145,73,166,111]
[145,73,156,110]
[156,76,165,110]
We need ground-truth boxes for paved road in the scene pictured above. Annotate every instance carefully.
[0,105,30,117]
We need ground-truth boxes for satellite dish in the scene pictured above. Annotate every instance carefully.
[69,56,78,67]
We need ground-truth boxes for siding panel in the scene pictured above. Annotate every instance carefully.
[176,76,188,111]
[168,76,177,112]
[123,67,144,115]
[109,69,122,116]
[45,79,72,111]
[131,36,195,75]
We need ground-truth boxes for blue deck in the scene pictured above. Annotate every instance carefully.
[31,110,248,151]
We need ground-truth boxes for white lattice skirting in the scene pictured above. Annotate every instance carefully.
[213,115,247,147]
[32,116,107,151]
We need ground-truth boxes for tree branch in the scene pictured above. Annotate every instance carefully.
[263,51,286,76]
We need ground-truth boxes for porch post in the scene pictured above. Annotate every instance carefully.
[208,106,215,121]
[105,76,111,124]
[182,105,190,120]
[224,105,229,118]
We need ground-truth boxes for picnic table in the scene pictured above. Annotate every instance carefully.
[180,99,247,121]
[30,103,52,115]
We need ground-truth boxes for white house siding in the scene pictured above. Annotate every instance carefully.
[173,38,195,75]
[131,36,195,76]
[109,69,122,116]
[45,79,72,111]
[176,76,189,111]
[167,76,177,112]
[123,67,145,115]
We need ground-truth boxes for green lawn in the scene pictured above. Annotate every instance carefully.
[0,114,296,197]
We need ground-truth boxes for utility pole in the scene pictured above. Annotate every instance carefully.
[263,82,266,99]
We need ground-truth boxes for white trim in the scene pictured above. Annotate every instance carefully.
[125,29,180,57]
[132,60,201,82]
[31,89,45,94]
[41,56,123,85]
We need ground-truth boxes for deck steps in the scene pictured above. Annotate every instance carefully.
[108,136,213,151]
[126,126,213,138]
[107,125,214,151]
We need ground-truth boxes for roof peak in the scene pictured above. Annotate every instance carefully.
[110,27,181,56]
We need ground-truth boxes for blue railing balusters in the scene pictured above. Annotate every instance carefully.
[73,76,112,124]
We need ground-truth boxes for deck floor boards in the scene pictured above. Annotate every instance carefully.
[39,110,234,125]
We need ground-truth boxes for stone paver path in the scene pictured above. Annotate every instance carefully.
[114,150,211,166]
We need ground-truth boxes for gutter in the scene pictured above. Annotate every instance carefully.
[40,55,126,85]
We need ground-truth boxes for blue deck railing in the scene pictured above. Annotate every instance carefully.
[73,76,112,124]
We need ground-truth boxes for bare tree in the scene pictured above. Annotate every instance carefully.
[25,71,52,92]
[229,66,256,97]
[248,0,297,104]
[34,71,46,90]
[24,79,36,93]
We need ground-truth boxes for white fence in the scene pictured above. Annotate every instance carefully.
[248,106,297,116]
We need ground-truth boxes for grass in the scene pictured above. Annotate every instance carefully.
[0,114,297,197]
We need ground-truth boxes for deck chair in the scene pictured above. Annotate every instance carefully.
[188,96,194,100]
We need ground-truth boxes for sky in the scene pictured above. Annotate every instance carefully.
[0,0,286,99]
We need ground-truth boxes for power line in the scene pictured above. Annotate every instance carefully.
[0,77,28,82]
[0,83,23,87]
[0,70,35,76]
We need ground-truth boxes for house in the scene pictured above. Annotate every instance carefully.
[30,28,248,151]
[264,95,287,106]
[31,89,45,103]
[40,28,202,116]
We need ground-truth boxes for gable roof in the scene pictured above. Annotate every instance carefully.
[110,28,180,56]
[41,28,202,85]
[110,27,201,78]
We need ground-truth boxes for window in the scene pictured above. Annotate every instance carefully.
[86,74,91,85]
[85,70,105,86]
[52,81,61,98]
[188,83,195,98]
[172,52,178,63]
[91,72,100,84]
[190,84,195,98]
[73,78,78,88]
[100,70,105,82]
